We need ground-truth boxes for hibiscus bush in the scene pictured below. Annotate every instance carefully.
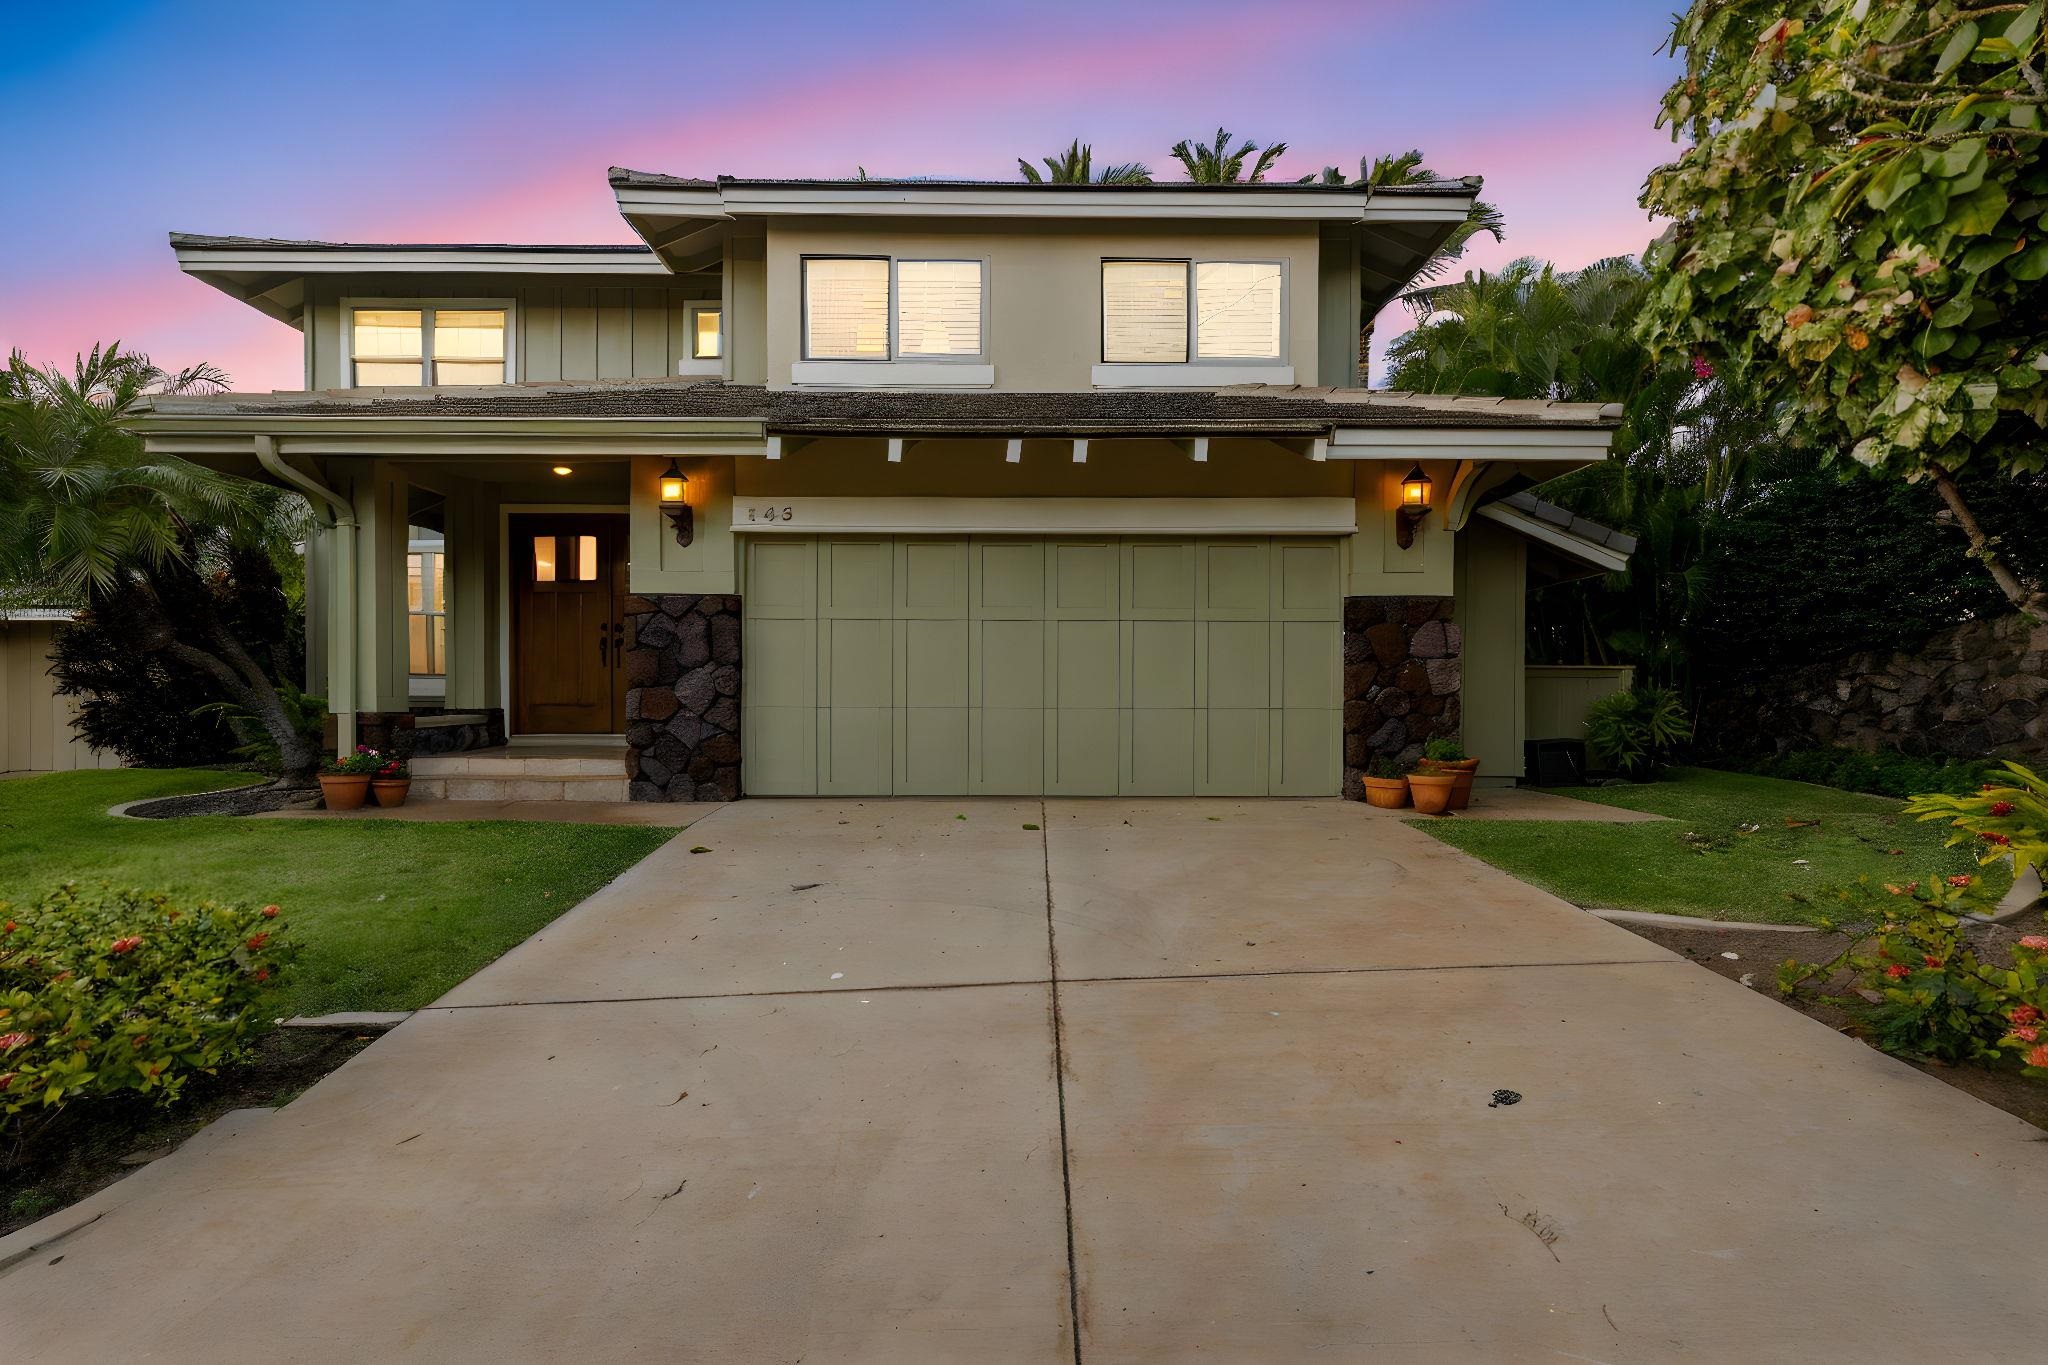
[1778,872,2048,1074]
[0,884,293,1149]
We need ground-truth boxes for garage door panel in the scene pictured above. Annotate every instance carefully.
[1275,620,1340,710]
[1123,541,1195,618]
[1125,620,1195,709]
[900,618,968,708]
[1274,541,1341,620]
[743,617,815,710]
[745,538,816,619]
[974,541,1045,617]
[977,619,1045,710]
[1271,708,1341,796]
[1198,539,1270,620]
[897,539,968,617]
[1050,619,1118,710]
[1047,708,1118,795]
[1202,621,1269,710]
[897,706,969,794]
[823,619,892,709]
[1123,708,1195,796]
[742,706,815,794]
[974,708,1044,794]
[1199,709,1269,795]
[819,539,891,618]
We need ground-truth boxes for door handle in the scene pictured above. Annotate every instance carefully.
[598,625,609,666]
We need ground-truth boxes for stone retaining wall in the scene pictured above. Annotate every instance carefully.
[1700,613,2047,761]
[1341,595,1462,800]
[622,594,742,801]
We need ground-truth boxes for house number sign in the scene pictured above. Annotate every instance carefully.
[735,502,798,525]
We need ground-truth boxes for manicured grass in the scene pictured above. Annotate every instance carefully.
[1416,767,2013,926]
[0,769,677,1016]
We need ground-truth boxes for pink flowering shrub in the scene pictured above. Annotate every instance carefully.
[0,885,293,1148]
[1779,873,2048,1076]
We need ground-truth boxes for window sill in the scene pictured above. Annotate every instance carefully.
[790,361,995,388]
[676,359,722,377]
[1091,363,1295,389]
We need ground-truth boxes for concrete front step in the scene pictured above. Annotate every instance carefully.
[414,753,625,778]
[412,774,630,802]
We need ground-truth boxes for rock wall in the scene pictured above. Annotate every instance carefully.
[1700,613,2047,761]
[1341,595,1462,800]
[622,594,742,801]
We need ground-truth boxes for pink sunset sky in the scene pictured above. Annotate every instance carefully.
[0,0,1678,391]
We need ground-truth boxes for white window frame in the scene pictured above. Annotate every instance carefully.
[406,535,448,696]
[1093,258,1294,388]
[679,300,723,376]
[342,297,518,388]
[792,255,994,387]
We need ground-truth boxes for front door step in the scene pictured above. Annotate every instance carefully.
[412,746,629,802]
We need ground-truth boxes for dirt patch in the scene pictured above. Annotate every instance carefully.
[121,780,316,819]
[1619,918,2048,1133]
[2,1027,376,1236]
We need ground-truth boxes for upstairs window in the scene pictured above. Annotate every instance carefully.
[1101,260,1284,364]
[688,302,723,360]
[802,257,985,361]
[349,304,508,386]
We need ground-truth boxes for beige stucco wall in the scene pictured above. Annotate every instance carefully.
[760,221,1321,391]
[1452,519,1527,785]
[0,621,121,775]
[302,275,718,390]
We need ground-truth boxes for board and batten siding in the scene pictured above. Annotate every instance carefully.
[1525,665,1636,748]
[303,278,718,389]
[1,620,120,775]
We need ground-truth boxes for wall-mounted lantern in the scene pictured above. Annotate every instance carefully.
[1395,463,1433,549]
[659,459,693,547]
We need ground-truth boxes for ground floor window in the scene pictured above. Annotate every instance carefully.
[408,529,447,694]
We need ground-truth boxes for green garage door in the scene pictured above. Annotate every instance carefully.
[741,536,1340,797]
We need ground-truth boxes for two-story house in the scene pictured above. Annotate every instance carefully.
[138,169,1627,802]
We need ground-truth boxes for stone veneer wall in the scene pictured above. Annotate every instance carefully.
[1341,595,1463,801]
[1699,613,2048,762]
[622,594,742,801]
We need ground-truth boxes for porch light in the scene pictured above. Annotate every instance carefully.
[552,465,574,477]
[1395,464,1433,549]
[658,459,694,548]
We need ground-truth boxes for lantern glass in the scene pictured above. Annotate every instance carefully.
[658,462,688,504]
[1401,466,1432,509]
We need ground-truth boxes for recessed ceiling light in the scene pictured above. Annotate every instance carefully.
[551,465,573,476]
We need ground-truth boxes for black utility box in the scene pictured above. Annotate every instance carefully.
[1524,738,1588,786]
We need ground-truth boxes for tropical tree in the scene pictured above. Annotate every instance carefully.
[0,345,323,783]
[1639,0,2048,617]
[1018,139,1152,184]
[1168,127,1288,183]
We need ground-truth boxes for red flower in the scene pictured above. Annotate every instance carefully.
[245,932,270,951]
[0,1073,13,1091]
[2018,937,2048,953]
[1980,832,2011,846]
[1691,354,1715,379]
[2028,1045,2048,1070]
[2012,1005,2043,1025]
[2009,1025,2041,1044]
[0,1032,31,1051]
[1946,875,1972,888]
[1884,964,1911,980]
[131,1034,150,1048]
[1988,801,2016,817]
[261,904,280,919]
[1,920,14,934]
[253,968,271,983]
[110,935,142,955]
[1923,955,1944,969]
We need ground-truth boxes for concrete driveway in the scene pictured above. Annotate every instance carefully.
[5,799,2044,1362]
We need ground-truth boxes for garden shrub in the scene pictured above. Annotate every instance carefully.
[1779,873,2048,1076]
[1584,686,1691,777]
[1730,746,2000,799]
[0,885,292,1147]
[1906,761,2048,885]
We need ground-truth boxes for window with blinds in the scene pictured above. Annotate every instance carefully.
[804,258,890,359]
[896,260,983,356]
[350,305,508,386]
[1195,262,1283,359]
[1102,261,1189,363]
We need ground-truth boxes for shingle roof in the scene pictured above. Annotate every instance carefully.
[150,380,1619,434]
[170,233,653,255]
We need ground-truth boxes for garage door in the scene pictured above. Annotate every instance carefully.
[741,536,1340,797]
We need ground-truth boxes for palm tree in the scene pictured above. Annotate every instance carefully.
[1018,139,1152,185]
[1168,127,1288,183]
[0,344,323,783]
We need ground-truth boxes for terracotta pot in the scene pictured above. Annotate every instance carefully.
[318,774,371,811]
[1422,758,1481,810]
[1406,772,1458,816]
[1361,774,1410,810]
[371,778,412,808]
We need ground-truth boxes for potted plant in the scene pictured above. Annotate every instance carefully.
[1419,736,1481,810]
[371,755,412,807]
[1406,760,1459,816]
[318,746,382,810]
[1361,756,1410,809]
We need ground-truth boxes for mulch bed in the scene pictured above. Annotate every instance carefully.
[121,781,316,819]
[2,1028,377,1237]
[1619,917,2048,1133]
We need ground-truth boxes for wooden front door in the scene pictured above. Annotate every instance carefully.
[511,513,628,734]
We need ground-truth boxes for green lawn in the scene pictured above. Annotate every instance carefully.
[0,769,677,1016]
[1417,767,2012,926]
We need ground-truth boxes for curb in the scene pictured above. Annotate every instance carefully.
[1588,908,1820,934]
[280,1012,412,1030]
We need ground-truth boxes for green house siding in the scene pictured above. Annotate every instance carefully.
[742,534,1341,797]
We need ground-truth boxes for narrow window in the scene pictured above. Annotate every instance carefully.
[1102,261,1189,363]
[896,260,983,356]
[351,309,423,385]
[804,258,890,359]
[407,536,448,679]
[575,534,598,582]
[1195,262,1283,359]
[690,305,723,360]
[533,536,557,583]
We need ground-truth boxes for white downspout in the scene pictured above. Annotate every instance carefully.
[254,436,360,752]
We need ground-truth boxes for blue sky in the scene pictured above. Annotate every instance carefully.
[0,0,1679,389]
